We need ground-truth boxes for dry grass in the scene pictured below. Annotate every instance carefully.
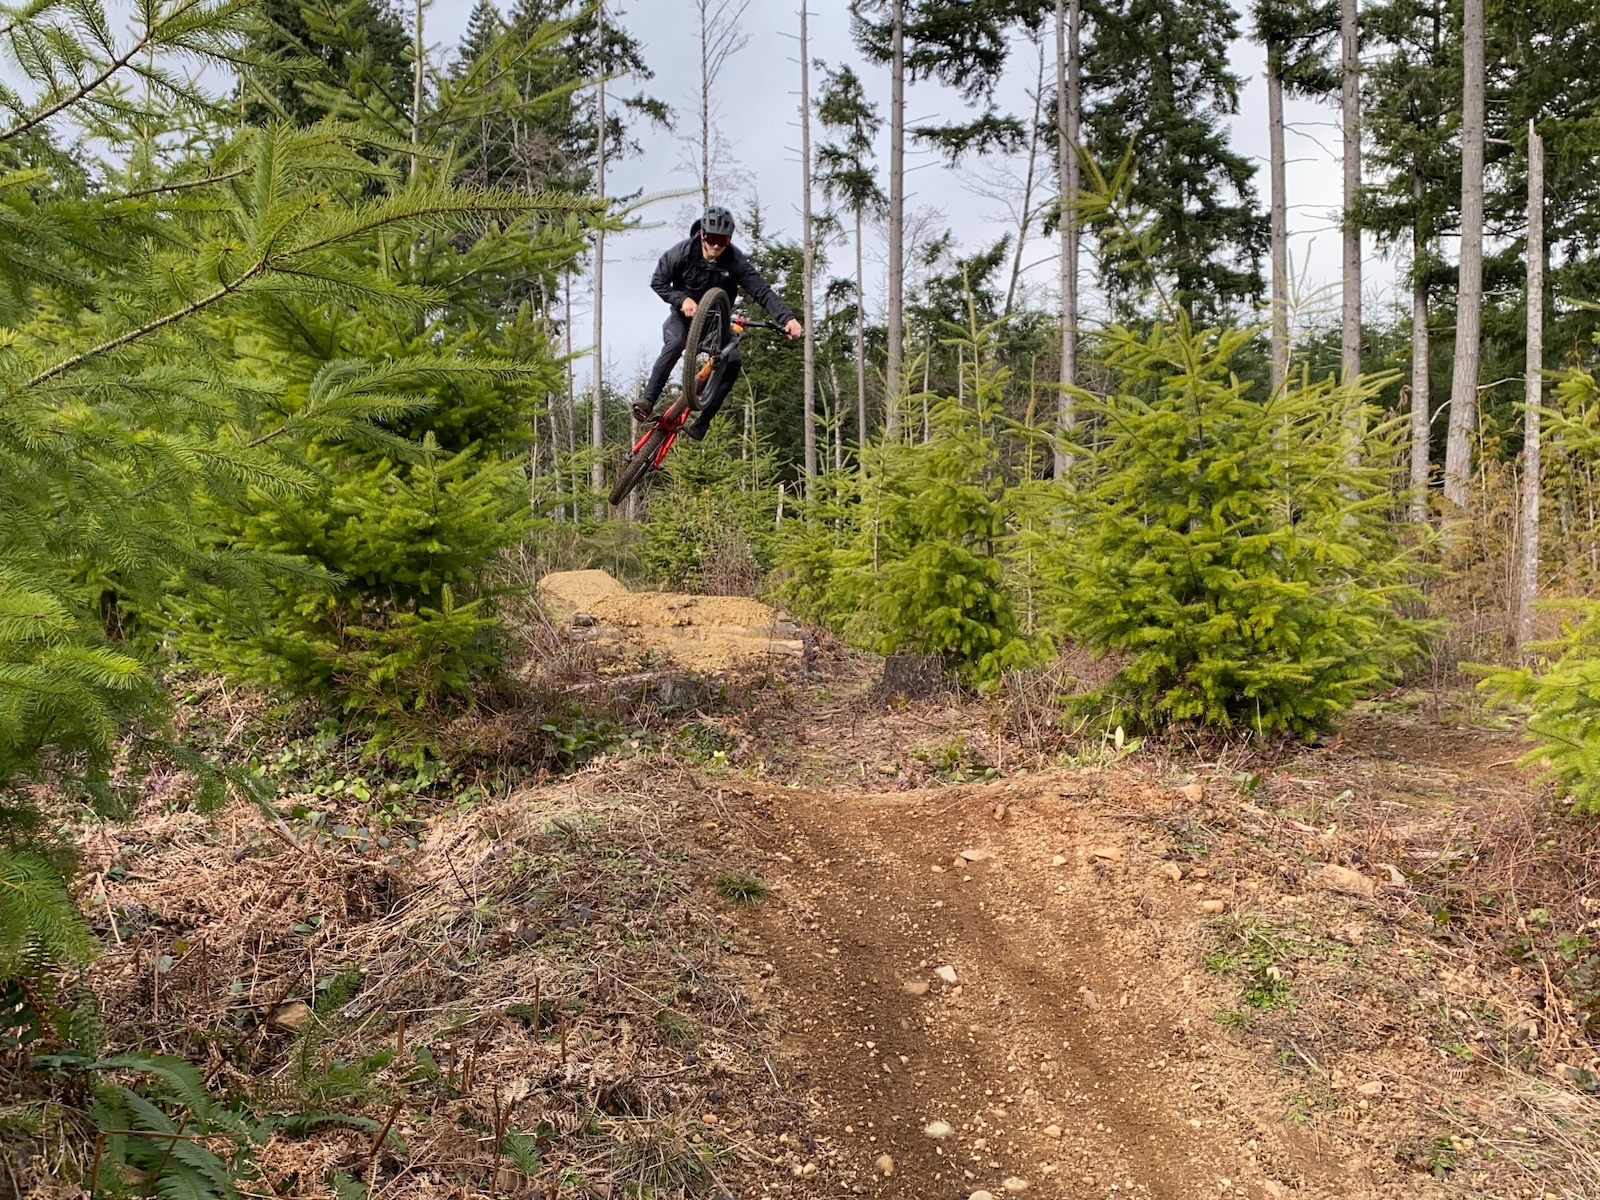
[53,755,801,1199]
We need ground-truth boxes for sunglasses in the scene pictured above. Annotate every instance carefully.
[701,232,730,248]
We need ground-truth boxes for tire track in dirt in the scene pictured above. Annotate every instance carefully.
[718,776,1356,1200]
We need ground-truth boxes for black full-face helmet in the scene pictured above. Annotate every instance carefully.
[701,205,736,238]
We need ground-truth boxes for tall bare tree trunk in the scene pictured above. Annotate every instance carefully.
[1444,0,1485,508]
[560,267,574,521]
[831,360,844,474]
[1266,49,1289,393]
[1409,168,1431,523]
[1054,0,1080,479]
[855,207,867,454]
[885,0,905,436]
[1341,0,1361,380]
[699,0,711,208]
[800,2,816,494]
[410,0,424,182]
[591,0,607,505]
[1004,43,1046,319]
[1519,120,1544,649]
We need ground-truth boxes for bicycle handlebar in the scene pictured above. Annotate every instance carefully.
[730,314,787,334]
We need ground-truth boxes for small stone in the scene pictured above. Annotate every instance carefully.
[1177,780,1204,802]
[903,980,930,996]
[931,865,945,873]
[270,1001,312,1030]
[969,1193,997,1200]
[1002,1176,1030,1192]
[874,1154,895,1177]
[1380,863,1406,886]
[923,1120,955,1139]
[1090,847,1123,862]
[1312,864,1375,899]
[1200,899,1226,914]
[936,965,959,985]
[1154,862,1183,882]
[701,1113,718,1125]
[953,855,967,867]
[1081,988,1100,1012]
[1043,1124,1061,1139]
[1355,1080,1384,1096]
[1051,855,1068,867]
[994,804,1007,821]
[960,848,995,863]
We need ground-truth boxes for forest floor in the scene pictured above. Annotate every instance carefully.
[52,592,1600,1200]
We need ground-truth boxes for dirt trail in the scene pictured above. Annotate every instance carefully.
[706,772,1351,1200]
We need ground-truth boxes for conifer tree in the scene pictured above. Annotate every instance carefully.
[244,0,413,126]
[1252,0,1338,390]
[0,0,598,1050]
[1359,0,1457,520]
[816,63,885,453]
[851,0,1041,433]
[1443,0,1484,508]
[1081,0,1267,318]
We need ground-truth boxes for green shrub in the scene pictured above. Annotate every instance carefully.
[778,316,1038,686]
[1048,315,1426,737]
[1478,354,1600,812]
[1480,603,1600,812]
[639,420,778,592]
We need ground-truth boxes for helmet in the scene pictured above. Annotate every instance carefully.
[701,205,736,238]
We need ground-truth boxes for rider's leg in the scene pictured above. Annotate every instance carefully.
[637,311,689,421]
[684,346,742,440]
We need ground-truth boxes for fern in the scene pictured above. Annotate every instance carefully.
[0,849,94,978]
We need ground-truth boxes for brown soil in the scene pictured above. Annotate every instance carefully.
[536,569,804,672]
[49,653,1600,1199]
[676,668,1600,1200]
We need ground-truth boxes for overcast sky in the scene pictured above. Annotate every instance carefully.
[434,0,1398,394]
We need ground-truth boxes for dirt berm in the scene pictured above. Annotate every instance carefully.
[536,568,806,672]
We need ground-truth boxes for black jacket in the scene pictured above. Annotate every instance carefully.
[650,219,796,324]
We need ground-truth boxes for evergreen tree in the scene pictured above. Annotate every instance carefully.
[244,0,413,126]
[851,0,1043,425]
[1081,0,1267,318]
[0,0,595,1073]
[815,63,886,450]
[780,312,1039,686]
[1049,315,1424,734]
[1359,0,1458,516]
[1482,0,1600,392]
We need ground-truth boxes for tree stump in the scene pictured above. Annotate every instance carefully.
[878,653,947,700]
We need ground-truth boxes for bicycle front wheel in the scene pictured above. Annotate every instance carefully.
[682,287,733,413]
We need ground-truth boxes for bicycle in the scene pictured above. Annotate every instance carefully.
[608,286,784,507]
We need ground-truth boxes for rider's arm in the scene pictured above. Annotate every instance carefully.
[651,242,691,313]
[731,252,796,326]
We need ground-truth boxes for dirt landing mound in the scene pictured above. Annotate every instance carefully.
[537,568,805,672]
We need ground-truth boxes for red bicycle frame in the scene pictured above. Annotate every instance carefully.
[626,313,776,467]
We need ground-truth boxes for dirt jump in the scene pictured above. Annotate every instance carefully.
[537,569,806,673]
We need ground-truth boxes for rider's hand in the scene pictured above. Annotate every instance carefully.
[681,297,698,318]
[785,318,803,340]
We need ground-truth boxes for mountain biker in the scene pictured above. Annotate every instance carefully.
[632,205,804,440]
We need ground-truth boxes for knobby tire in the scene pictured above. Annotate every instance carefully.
[609,426,667,507]
[682,287,732,411]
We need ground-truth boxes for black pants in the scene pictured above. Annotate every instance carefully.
[643,311,742,430]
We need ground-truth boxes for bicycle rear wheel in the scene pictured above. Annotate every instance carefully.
[682,287,733,412]
[610,426,667,507]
